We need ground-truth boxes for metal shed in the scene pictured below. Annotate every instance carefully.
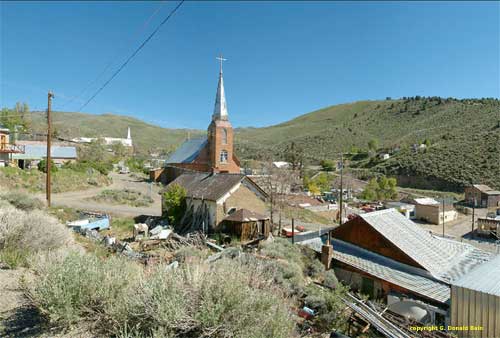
[450,255,500,338]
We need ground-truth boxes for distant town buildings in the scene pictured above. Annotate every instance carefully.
[72,127,133,147]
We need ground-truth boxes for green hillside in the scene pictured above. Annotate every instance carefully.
[28,111,205,155]
[234,97,499,191]
[14,97,500,191]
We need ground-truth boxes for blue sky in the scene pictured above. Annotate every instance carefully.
[1,1,499,129]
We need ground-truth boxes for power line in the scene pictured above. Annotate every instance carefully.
[77,0,185,113]
[59,1,168,110]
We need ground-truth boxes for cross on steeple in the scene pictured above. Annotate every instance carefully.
[216,55,227,74]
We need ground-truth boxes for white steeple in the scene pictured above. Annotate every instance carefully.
[127,127,131,139]
[212,55,228,121]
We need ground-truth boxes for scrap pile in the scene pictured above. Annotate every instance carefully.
[78,228,149,261]
[140,231,206,251]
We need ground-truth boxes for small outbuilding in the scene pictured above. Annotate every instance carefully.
[412,197,458,225]
[222,208,270,241]
[450,254,500,338]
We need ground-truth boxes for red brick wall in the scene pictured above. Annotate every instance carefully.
[207,120,240,174]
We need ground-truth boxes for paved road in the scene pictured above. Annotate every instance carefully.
[38,172,162,218]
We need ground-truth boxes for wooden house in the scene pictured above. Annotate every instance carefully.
[221,208,270,241]
[465,184,500,208]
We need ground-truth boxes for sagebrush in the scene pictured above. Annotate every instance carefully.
[0,204,74,267]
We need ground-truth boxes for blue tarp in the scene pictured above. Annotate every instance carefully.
[76,217,110,231]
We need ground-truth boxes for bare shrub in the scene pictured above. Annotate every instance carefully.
[27,250,142,326]
[0,191,44,211]
[0,204,74,267]
[25,252,296,338]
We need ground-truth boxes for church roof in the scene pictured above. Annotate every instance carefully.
[212,71,228,121]
[165,137,207,164]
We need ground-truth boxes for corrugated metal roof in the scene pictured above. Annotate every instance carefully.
[358,209,492,283]
[300,237,451,303]
[452,254,500,296]
[11,144,77,160]
[166,138,207,164]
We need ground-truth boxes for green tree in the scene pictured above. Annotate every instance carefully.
[361,178,379,201]
[162,184,187,225]
[0,102,31,131]
[368,139,379,151]
[37,158,58,173]
[361,176,397,201]
[320,159,335,172]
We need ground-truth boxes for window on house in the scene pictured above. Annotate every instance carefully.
[222,128,228,144]
[220,150,228,163]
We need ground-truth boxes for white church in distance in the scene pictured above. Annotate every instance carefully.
[72,127,133,147]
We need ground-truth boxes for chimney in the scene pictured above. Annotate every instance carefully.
[321,231,333,270]
[321,244,333,270]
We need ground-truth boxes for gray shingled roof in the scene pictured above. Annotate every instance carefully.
[166,138,207,164]
[452,254,500,296]
[166,172,250,202]
[357,209,492,283]
[300,237,451,304]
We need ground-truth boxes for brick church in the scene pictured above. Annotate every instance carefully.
[152,59,241,184]
[155,60,270,237]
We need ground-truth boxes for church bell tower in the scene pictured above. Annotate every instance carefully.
[207,55,240,173]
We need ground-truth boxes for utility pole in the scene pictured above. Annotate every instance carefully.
[472,197,476,238]
[46,91,54,207]
[442,198,445,237]
[339,153,344,225]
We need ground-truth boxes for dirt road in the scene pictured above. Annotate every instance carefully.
[37,172,162,218]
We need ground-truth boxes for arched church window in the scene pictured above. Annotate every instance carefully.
[222,128,228,144]
[220,150,228,163]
